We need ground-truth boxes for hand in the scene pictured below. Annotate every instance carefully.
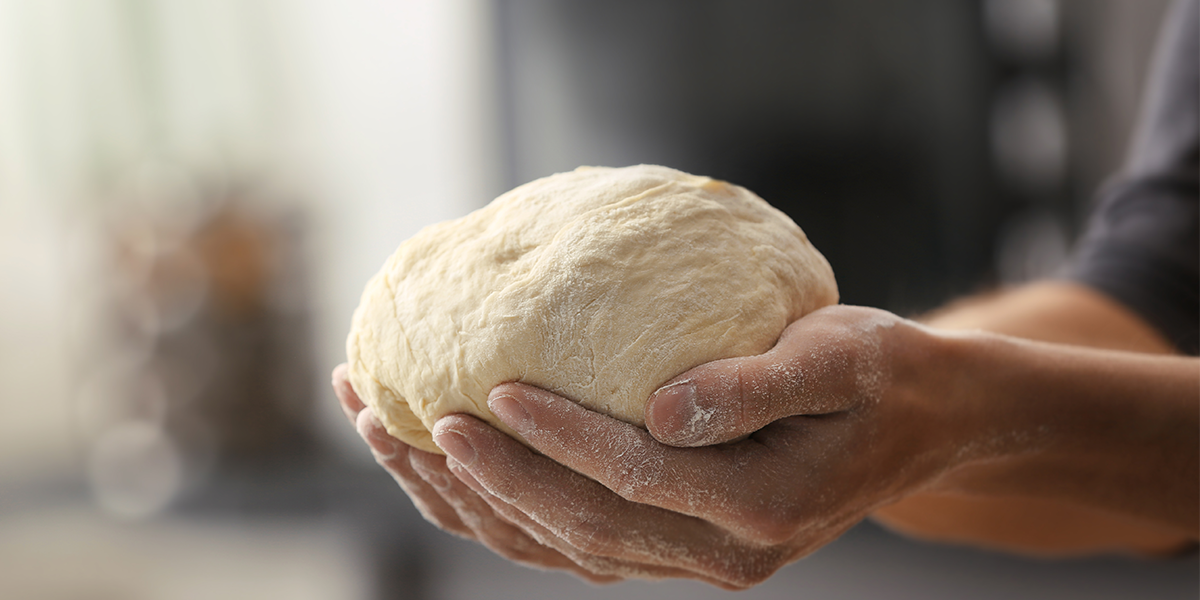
[332,364,622,583]
[430,306,971,588]
[332,364,716,584]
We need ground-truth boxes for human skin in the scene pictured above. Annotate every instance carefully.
[873,282,1196,555]
[333,282,1199,588]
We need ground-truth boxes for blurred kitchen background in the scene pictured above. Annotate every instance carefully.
[0,0,1194,598]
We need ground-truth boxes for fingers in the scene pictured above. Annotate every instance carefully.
[645,311,862,447]
[340,364,457,529]
[644,355,764,447]
[433,412,791,589]
[332,363,366,424]
[406,449,619,583]
[355,408,475,538]
[338,368,624,582]
[412,447,671,586]
[487,383,723,513]
[443,458,737,588]
[484,384,819,547]
[338,371,622,584]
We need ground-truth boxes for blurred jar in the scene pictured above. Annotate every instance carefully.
[78,178,317,519]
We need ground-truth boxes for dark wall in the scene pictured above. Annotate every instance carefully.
[494,0,1057,314]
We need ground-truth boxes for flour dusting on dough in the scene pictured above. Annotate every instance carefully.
[346,165,838,454]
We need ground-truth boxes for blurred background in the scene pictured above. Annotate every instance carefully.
[0,0,1194,598]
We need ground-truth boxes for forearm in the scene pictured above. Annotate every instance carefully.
[919,282,1175,353]
[873,282,1197,554]
[933,330,1199,534]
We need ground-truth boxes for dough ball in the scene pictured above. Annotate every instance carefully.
[346,165,837,454]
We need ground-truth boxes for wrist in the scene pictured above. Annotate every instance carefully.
[917,329,1198,529]
[906,327,1042,493]
[878,320,1007,494]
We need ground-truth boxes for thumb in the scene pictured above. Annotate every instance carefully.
[645,325,842,447]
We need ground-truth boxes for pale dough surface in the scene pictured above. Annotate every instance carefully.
[346,165,838,454]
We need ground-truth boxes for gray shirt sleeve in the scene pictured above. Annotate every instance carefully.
[1067,0,1199,355]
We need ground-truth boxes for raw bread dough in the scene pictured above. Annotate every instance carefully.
[346,165,837,454]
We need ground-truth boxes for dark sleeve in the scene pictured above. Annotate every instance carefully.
[1066,0,1199,355]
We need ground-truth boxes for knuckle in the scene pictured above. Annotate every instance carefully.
[731,503,802,546]
[607,451,663,502]
[727,563,779,589]
[571,553,624,577]
[461,462,521,504]
[455,504,489,531]
[479,528,545,565]
[733,361,754,428]
[575,555,667,582]
[559,513,618,556]
[717,550,788,589]
[407,497,443,525]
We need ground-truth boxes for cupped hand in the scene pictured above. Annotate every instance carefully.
[332,364,627,583]
[332,364,723,585]
[429,306,974,588]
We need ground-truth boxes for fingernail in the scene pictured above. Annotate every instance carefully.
[648,380,697,432]
[433,427,477,466]
[445,457,483,492]
[488,394,532,433]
